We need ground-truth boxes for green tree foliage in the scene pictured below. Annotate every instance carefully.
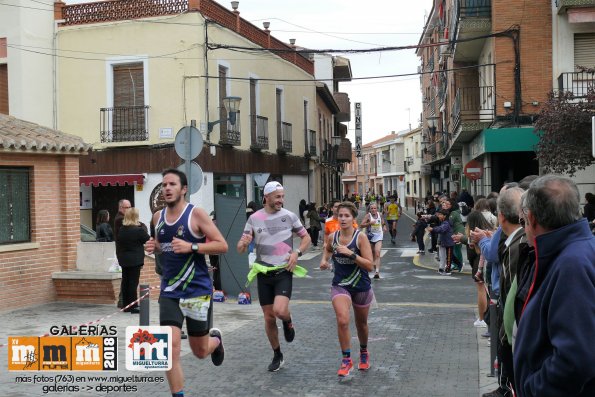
[534,85,594,176]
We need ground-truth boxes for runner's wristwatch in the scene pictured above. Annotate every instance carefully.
[294,249,302,257]
[191,243,199,253]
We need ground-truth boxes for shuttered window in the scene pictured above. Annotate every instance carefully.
[0,64,8,115]
[574,33,595,70]
[0,167,30,244]
[112,63,146,141]
[113,63,144,107]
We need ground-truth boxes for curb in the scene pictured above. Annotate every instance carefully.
[413,251,472,275]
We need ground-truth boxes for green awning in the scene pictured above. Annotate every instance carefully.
[483,127,539,152]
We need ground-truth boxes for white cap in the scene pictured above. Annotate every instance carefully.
[263,181,284,195]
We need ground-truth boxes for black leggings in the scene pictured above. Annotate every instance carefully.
[415,231,425,251]
[121,265,142,310]
[309,227,320,246]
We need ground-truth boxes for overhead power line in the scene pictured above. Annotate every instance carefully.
[207,28,518,55]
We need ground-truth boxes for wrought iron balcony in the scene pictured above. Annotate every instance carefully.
[276,121,292,154]
[459,0,491,17]
[557,71,595,99]
[220,128,241,146]
[220,111,241,146]
[250,114,269,151]
[100,105,149,143]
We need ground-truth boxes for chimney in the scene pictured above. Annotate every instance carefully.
[54,0,65,21]
[263,22,271,47]
[188,0,201,12]
[231,1,240,32]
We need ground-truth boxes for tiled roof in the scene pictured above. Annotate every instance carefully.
[363,133,399,148]
[0,114,90,154]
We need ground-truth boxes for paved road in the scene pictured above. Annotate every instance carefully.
[0,210,491,396]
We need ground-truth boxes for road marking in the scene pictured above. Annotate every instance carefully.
[415,275,459,280]
[292,300,474,309]
[299,252,320,260]
[401,249,419,257]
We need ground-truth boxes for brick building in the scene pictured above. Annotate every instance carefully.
[0,114,90,310]
[417,0,551,196]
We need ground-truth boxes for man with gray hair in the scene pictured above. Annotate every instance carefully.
[514,175,595,397]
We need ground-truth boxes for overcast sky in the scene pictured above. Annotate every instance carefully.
[63,0,433,144]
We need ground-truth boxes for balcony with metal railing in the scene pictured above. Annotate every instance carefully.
[220,124,241,146]
[334,92,351,122]
[557,71,595,99]
[250,114,269,151]
[100,106,149,143]
[450,86,494,141]
[450,0,492,62]
[276,121,292,154]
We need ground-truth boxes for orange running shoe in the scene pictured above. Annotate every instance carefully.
[358,350,370,370]
[337,358,353,377]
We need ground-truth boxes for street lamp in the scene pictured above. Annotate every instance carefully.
[207,96,242,132]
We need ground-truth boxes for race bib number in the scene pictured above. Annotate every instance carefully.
[179,295,211,321]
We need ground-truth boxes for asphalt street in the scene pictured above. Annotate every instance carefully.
[0,208,493,396]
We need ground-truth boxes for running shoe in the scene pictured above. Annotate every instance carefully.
[337,358,353,377]
[474,319,487,328]
[282,319,295,343]
[358,350,370,371]
[268,353,284,372]
[373,272,380,279]
[209,328,224,366]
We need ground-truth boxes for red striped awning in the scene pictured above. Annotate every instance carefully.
[79,174,144,187]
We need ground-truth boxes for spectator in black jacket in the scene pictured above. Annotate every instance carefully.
[117,207,150,313]
[457,188,475,209]
[411,212,427,254]
[95,209,114,242]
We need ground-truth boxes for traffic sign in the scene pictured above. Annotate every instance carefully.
[463,159,483,181]
[178,161,203,195]
[174,126,203,161]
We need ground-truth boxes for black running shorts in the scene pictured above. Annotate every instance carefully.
[257,270,293,306]
[158,295,213,337]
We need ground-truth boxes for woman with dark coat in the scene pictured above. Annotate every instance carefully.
[117,207,150,313]
[95,209,114,242]
[299,199,307,224]
[307,203,323,248]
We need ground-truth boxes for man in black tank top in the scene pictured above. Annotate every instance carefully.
[145,169,228,397]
